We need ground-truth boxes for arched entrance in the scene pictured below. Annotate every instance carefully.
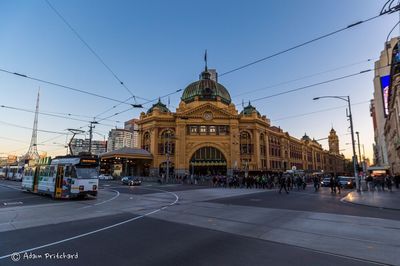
[190,146,227,176]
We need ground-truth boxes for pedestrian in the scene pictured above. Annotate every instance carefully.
[279,175,289,194]
[385,175,393,192]
[330,175,335,193]
[394,175,400,189]
[335,176,341,194]
[313,175,320,192]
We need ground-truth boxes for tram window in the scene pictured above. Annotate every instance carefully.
[49,166,55,177]
[65,166,71,177]
[70,167,77,178]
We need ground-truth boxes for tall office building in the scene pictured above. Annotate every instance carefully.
[371,37,399,166]
[124,118,139,148]
[107,128,134,152]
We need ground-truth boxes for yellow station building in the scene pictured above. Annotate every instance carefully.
[137,67,346,177]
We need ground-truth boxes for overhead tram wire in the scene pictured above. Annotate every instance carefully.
[0,119,68,135]
[234,64,392,107]
[219,3,400,77]
[232,58,375,98]
[0,67,136,106]
[0,104,116,127]
[271,100,370,122]
[45,0,149,102]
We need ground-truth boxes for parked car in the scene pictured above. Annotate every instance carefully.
[338,176,356,189]
[121,176,142,186]
[320,177,331,187]
[99,174,113,180]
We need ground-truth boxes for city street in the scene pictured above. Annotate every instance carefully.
[0,180,399,266]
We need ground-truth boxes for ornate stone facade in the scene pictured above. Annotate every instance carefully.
[137,68,346,177]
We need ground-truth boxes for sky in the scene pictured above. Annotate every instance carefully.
[0,0,398,160]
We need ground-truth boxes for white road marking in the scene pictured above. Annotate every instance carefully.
[0,189,179,260]
[2,202,23,206]
[0,184,23,191]
[80,189,120,209]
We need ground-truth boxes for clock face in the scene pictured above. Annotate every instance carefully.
[203,111,213,121]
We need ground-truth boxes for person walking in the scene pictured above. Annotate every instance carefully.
[313,175,320,192]
[335,176,341,194]
[279,175,289,194]
[330,175,335,193]
[385,175,393,192]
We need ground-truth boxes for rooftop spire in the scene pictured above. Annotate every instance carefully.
[204,49,208,72]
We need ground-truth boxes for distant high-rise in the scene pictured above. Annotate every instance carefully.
[124,118,139,148]
[107,129,134,152]
[328,128,339,155]
[70,139,107,155]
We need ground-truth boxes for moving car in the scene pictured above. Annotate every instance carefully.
[121,176,142,186]
[99,174,113,180]
[320,177,331,187]
[338,176,356,189]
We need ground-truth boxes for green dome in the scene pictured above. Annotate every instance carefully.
[181,70,231,104]
[240,102,260,116]
[147,99,170,114]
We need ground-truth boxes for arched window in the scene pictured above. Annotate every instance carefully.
[240,131,252,155]
[142,132,151,152]
[159,130,175,155]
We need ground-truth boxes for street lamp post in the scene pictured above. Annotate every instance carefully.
[313,95,360,192]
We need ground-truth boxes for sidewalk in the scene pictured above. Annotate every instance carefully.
[342,188,400,210]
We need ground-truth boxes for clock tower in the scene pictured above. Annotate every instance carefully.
[328,127,340,154]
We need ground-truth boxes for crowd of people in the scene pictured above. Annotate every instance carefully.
[365,174,400,192]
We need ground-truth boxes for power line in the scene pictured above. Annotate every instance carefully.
[271,100,370,122]
[236,68,374,106]
[0,119,68,135]
[0,67,135,105]
[219,4,400,77]
[232,58,375,98]
[45,0,149,102]
[0,104,117,127]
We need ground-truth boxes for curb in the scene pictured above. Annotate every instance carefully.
[340,193,400,211]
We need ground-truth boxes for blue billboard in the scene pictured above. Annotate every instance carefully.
[380,75,390,117]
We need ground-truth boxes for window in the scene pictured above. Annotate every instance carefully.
[143,132,151,151]
[190,126,198,133]
[209,126,216,134]
[200,126,207,134]
[240,131,252,155]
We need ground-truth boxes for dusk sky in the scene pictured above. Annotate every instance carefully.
[0,0,398,160]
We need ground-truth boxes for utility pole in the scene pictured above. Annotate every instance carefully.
[356,132,362,169]
[88,121,98,154]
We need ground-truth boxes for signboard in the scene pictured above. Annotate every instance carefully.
[380,75,390,117]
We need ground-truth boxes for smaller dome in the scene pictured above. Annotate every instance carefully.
[147,98,170,114]
[330,127,336,134]
[301,133,311,142]
[240,101,260,116]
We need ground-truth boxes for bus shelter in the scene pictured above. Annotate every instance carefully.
[100,147,152,178]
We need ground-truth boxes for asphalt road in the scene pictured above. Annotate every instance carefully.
[0,179,398,266]
[210,186,400,221]
[0,213,374,266]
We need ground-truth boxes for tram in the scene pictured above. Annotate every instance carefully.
[22,154,99,199]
